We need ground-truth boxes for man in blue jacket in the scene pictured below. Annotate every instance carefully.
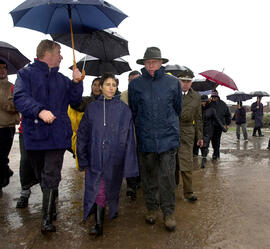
[128,47,182,232]
[14,40,83,234]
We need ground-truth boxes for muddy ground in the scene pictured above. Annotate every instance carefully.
[1,129,270,249]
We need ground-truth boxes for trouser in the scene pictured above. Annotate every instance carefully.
[252,127,262,136]
[27,150,65,189]
[211,127,223,158]
[138,149,176,216]
[0,127,15,187]
[19,134,38,193]
[180,171,193,198]
[236,124,248,140]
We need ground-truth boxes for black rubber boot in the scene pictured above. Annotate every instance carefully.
[201,158,207,168]
[16,196,29,208]
[267,139,270,150]
[41,189,56,234]
[52,189,58,221]
[90,204,105,237]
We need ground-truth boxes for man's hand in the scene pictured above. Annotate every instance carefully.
[38,110,56,124]
[225,125,229,130]
[72,68,82,83]
[197,139,203,148]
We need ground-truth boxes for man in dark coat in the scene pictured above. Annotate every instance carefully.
[232,101,248,141]
[200,95,227,168]
[14,40,83,234]
[209,90,231,160]
[128,47,182,232]
[251,96,264,137]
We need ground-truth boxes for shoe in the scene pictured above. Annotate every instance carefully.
[259,134,264,137]
[245,139,248,142]
[185,195,198,203]
[164,214,176,232]
[252,134,257,137]
[89,204,105,237]
[16,196,29,208]
[145,210,157,225]
[212,155,218,160]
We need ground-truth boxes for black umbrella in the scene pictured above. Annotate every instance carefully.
[51,29,129,61]
[191,79,217,92]
[165,64,193,77]
[249,91,269,97]
[70,55,131,76]
[226,92,253,102]
[0,41,30,75]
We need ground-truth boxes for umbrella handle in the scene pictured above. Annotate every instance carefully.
[69,16,85,81]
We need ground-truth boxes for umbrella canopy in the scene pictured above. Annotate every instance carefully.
[191,79,217,92]
[10,0,128,34]
[70,55,131,76]
[226,91,253,102]
[165,64,193,78]
[249,91,269,97]
[199,70,238,91]
[0,41,30,75]
[51,29,129,61]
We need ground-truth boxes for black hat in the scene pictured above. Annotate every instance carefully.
[136,47,169,65]
[201,94,209,102]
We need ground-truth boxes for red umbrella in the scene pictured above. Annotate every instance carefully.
[199,70,238,91]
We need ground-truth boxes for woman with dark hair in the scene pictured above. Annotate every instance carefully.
[77,72,138,237]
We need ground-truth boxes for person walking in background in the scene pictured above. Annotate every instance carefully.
[177,67,203,202]
[16,118,39,208]
[232,101,248,141]
[121,70,141,200]
[128,47,182,232]
[14,39,83,234]
[0,59,20,194]
[200,95,227,168]
[209,90,231,160]
[77,73,138,237]
[68,77,101,169]
[251,96,264,137]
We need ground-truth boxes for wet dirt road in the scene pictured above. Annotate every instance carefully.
[1,130,270,249]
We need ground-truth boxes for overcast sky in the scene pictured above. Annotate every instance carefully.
[1,0,270,105]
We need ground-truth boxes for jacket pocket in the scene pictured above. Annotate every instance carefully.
[27,118,49,141]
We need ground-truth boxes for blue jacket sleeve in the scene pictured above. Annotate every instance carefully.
[174,80,182,116]
[77,108,90,171]
[14,70,45,118]
[68,80,83,107]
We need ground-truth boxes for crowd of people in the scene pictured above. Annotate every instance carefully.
[1,41,270,237]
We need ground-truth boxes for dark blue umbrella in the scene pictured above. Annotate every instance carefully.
[10,0,128,34]
[0,41,30,75]
[10,0,128,80]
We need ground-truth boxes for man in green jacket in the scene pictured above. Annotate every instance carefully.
[177,67,203,202]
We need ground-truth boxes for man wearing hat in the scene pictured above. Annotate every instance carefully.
[177,67,203,202]
[0,59,20,193]
[128,47,182,232]
[209,90,231,160]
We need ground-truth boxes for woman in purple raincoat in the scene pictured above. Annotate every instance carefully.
[77,73,138,237]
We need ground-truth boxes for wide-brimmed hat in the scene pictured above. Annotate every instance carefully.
[136,47,169,65]
[177,66,194,81]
